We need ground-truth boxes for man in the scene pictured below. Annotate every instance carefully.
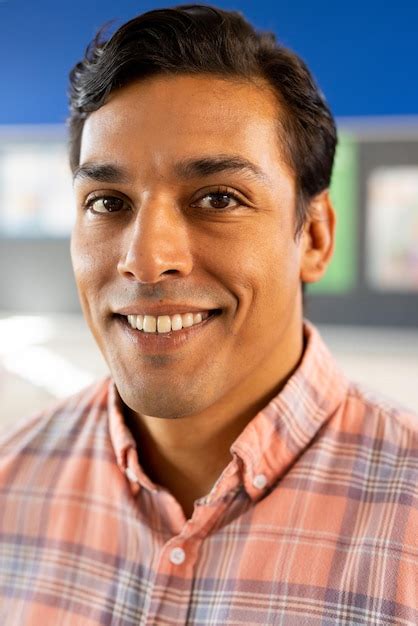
[0,4,417,624]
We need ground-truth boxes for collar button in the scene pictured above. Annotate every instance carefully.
[252,473,267,490]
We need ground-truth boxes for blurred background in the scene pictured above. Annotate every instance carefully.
[0,0,417,433]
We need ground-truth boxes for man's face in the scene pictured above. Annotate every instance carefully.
[71,75,305,419]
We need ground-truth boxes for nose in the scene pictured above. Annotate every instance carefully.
[117,197,193,283]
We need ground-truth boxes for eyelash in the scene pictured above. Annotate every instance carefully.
[83,187,245,215]
[191,188,244,211]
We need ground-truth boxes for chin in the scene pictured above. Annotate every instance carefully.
[116,378,211,420]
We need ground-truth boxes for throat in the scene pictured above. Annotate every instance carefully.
[123,407,235,517]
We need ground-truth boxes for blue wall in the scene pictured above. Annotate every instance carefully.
[0,0,417,124]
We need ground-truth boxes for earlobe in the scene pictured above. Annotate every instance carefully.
[300,190,336,284]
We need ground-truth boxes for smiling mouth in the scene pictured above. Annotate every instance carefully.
[114,309,222,335]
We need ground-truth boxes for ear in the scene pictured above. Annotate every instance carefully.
[299,189,336,284]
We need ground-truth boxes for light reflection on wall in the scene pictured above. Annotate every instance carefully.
[0,316,95,397]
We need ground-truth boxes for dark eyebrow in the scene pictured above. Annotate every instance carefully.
[174,154,269,184]
[73,163,131,184]
[73,154,269,185]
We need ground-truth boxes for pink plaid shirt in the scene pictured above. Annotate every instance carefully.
[1,321,417,625]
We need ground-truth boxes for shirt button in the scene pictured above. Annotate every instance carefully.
[253,473,267,489]
[169,547,186,565]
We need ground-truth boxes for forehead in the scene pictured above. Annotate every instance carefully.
[79,74,290,177]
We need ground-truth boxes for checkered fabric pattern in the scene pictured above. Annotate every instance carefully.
[0,321,417,625]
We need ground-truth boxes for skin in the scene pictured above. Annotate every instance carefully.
[71,74,335,518]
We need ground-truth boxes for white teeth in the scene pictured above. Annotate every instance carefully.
[157,315,171,333]
[171,314,182,331]
[143,315,157,333]
[126,311,212,333]
[181,313,194,328]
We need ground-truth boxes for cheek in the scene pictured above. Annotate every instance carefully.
[70,227,114,314]
[237,241,301,355]
[260,239,301,313]
[200,221,300,343]
[208,221,300,298]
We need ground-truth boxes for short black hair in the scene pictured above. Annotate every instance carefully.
[68,3,337,241]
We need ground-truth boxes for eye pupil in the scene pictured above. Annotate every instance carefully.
[210,193,230,209]
[103,197,123,212]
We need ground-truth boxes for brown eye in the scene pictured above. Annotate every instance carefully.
[86,196,127,214]
[208,193,235,210]
[192,191,242,211]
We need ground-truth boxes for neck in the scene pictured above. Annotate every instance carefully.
[124,319,305,518]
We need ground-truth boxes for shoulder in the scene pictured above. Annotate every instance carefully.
[0,377,113,463]
[332,382,418,489]
[344,381,418,441]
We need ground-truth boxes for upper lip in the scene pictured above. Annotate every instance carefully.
[114,304,220,317]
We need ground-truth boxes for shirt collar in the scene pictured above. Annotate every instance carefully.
[230,319,349,500]
[108,320,349,500]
